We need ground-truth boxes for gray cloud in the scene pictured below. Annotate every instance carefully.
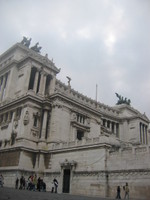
[0,0,150,118]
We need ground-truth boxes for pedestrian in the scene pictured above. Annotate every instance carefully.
[0,174,4,187]
[33,174,37,191]
[19,176,24,189]
[116,186,121,199]
[37,177,42,191]
[22,176,26,189]
[124,182,129,199]
[53,178,58,193]
[15,177,19,189]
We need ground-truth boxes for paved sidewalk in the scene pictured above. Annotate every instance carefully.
[0,187,144,200]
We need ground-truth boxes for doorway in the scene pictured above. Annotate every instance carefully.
[63,169,70,193]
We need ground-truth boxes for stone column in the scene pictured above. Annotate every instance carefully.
[33,70,39,93]
[142,124,145,144]
[110,121,113,133]
[145,126,148,145]
[114,123,116,135]
[38,72,47,96]
[0,75,6,100]
[140,123,142,143]
[3,72,10,99]
[41,110,48,140]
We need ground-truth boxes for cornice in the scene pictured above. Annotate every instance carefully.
[0,93,45,111]
[0,42,60,74]
[49,92,104,117]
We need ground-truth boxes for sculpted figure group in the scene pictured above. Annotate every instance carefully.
[20,36,42,53]
[115,93,131,106]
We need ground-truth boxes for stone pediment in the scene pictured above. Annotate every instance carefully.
[114,104,149,121]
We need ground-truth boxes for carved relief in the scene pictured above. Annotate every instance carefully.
[86,118,90,125]
[52,102,63,108]
[23,110,29,125]
[31,128,39,138]
[71,112,77,121]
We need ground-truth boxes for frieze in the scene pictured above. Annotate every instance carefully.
[73,171,106,177]
[52,102,63,109]
[108,169,150,178]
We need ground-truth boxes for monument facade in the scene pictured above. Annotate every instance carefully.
[0,39,150,199]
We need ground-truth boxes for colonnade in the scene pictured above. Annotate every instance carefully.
[102,119,119,137]
[28,67,53,96]
[139,122,148,144]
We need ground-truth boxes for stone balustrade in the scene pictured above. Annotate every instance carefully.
[55,79,119,116]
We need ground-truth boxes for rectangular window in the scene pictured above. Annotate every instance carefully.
[77,130,84,140]
[77,114,85,124]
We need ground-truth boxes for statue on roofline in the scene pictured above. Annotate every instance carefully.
[21,36,32,47]
[30,42,42,53]
[115,93,131,106]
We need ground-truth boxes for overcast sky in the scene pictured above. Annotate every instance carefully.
[0,0,150,118]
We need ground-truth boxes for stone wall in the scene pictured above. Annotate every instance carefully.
[106,145,150,199]
[0,151,20,167]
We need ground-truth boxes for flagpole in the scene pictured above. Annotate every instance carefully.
[96,84,98,102]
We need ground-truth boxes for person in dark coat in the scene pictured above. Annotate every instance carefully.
[116,185,121,199]
[53,178,58,193]
[15,177,19,189]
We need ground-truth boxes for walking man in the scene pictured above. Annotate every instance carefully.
[124,182,129,199]
[53,178,58,193]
